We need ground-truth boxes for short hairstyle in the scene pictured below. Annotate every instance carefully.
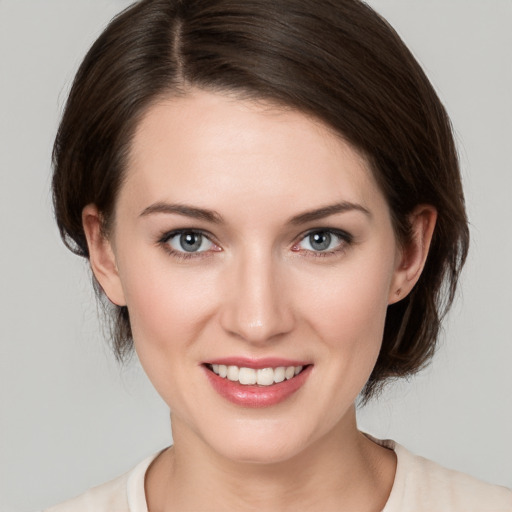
[52,0,469,401]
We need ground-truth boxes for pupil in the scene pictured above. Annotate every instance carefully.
[180,232,202,252]
[310,232,331,251]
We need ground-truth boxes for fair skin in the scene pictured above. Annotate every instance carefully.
[83,89,436,511]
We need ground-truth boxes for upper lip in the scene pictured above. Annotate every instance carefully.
[204,357,310,369]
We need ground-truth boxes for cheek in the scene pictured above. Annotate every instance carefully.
[298,251,395,357]
[120,261,220,407]
[313,276,387,325]
[117,248,219,353]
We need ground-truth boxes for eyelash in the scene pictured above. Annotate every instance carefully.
[293,228,353,258]
[157,228,353,261]
[158,229,218,261]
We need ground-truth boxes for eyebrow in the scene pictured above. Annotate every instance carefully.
[139,200,370,224]
[139,202,223,223]
[288,201,371,225]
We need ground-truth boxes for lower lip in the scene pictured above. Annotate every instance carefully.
[203,365,312,408]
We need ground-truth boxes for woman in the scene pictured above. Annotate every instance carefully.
[44,0,511,510]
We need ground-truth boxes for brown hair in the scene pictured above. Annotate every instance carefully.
[52,0,469,401]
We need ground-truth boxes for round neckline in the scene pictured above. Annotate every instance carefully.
[127,448,168,512]
[362,433,403,511]
[129,436,402,512]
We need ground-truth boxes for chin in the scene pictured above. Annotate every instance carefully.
[214,438,304,466]
[199,416,320,466]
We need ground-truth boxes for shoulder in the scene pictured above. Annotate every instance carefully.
[43,451,162,512]
[43,471,129,512]
[385,439,512,512]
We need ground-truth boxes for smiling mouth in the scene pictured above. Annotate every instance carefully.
[205,364,307,386]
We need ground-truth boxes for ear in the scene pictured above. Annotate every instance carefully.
[388,205,437,304]
[82,204,126,307]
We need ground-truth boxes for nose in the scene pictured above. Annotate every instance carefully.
[219,250,295,345]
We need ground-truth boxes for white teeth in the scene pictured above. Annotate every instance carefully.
[239,367,257,385]
[210,364,305,385]
[274,367,285,383]
[227,365,239,381]
[285,366,295,380]
[257,368,274,386]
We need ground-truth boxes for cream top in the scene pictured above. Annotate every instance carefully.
[44,438,512,512]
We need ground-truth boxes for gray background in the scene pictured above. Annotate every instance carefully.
[1,1,511,510]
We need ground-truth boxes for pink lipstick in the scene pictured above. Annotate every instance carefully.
[203,358,312,408]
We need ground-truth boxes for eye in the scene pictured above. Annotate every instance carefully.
[293,229,351,254]
[165,231,216,253]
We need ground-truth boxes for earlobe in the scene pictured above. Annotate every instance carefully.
[82,204,127,307]
[389,205,437,304]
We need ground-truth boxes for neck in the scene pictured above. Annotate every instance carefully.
[145,405,396,512]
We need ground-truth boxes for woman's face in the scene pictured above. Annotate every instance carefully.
[91,90,414,463]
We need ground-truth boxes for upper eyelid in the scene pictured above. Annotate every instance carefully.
[158,227,353,249]
[160,228,217,243]
[159,226,351,236]
[159,230,219,258]
[296,227,353,242]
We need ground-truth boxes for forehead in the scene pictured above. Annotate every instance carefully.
[120,89,386,219]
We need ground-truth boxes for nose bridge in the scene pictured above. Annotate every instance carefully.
[220,246,294,343]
